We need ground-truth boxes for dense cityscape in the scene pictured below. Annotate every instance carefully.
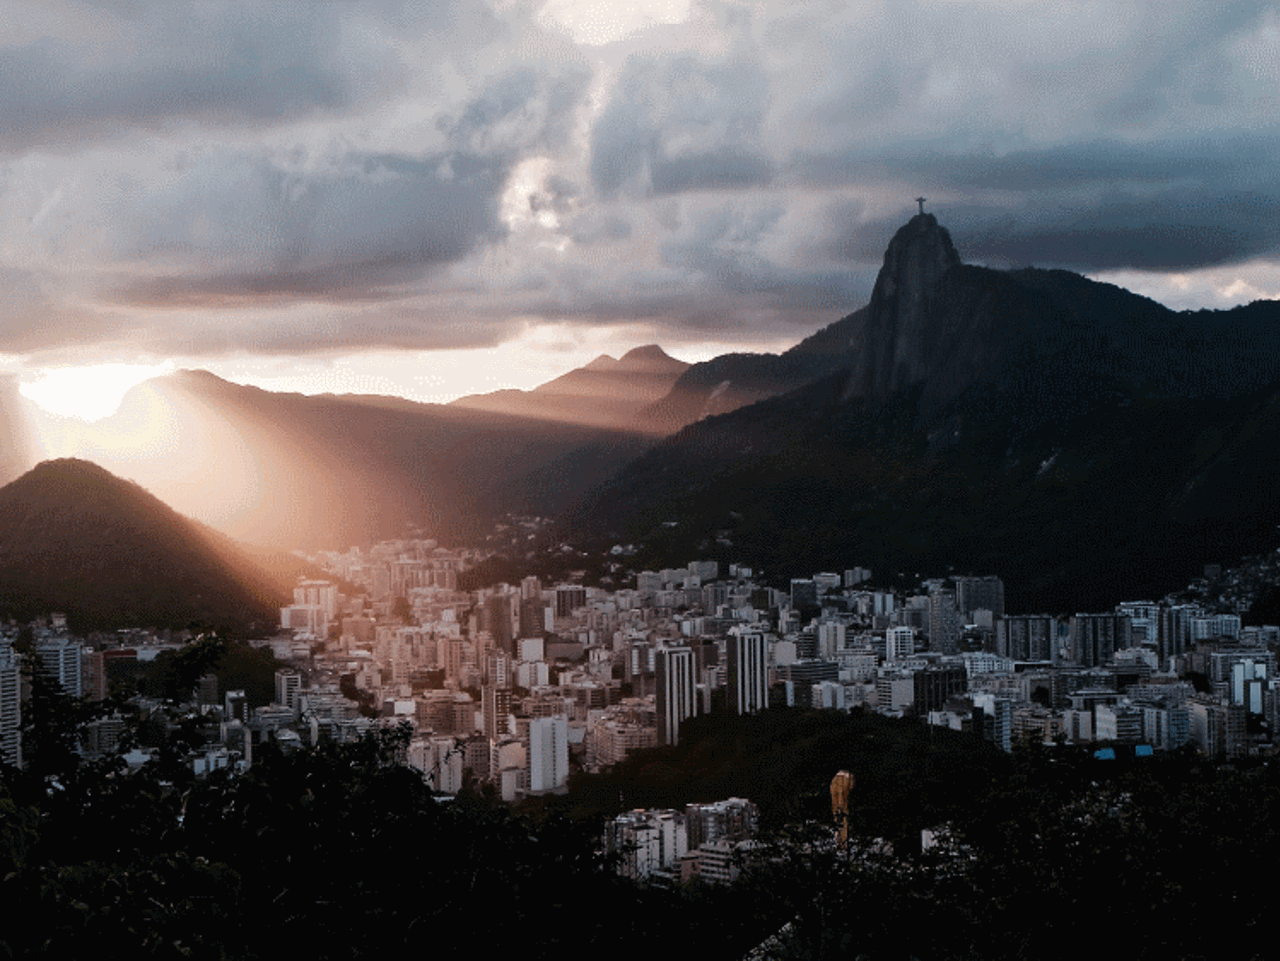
[6,4,1280,953]
[5,529,1279,891]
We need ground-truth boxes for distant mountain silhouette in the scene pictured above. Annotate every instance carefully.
[566,214,1280,612]
[0,458,289,632]
[635,309,866,433]
[75,371,654,549]
[451,344,689,431]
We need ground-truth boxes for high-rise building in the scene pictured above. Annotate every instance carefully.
[1189,698,1246,760]
[955,576,1005,620]
[928,590,961,655]
[35,637,82,699]
[778,661,840,709]
[972,693,1013,752]
[554,584,587,619]
[685,798,759,849]
[790,579,818,610]
[1142,705,1191,751]
[727,631,767,715]
[518,597,547,639]
[912,667,967,716]
[1070,614,1130,667]
[293,580,338,618]
[482,685,513,740]
[844,568,872,588]
[885,626,915,662]
[0,642,20,768]
[275,669,302,714]
[1160,604,1203,666]
[81,650,107,701]
[997,616,1057,661]
[656,647,695,745]
[527,715,569,793]
[224,689,248,723]
[1095,702,1143,742]
[815,621,846,659]
[480,594,515,654]
[605,809,688,880]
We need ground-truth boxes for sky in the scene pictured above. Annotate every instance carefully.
[3,0,1279,420]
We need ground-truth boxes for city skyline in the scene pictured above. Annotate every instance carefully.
[3,1,1279,421]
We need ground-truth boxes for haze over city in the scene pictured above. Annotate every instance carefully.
[4,0,1279,423]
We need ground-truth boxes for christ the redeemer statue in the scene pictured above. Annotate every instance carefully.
[916,197,927,215]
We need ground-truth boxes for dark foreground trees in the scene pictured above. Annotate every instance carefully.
[744,745,1279,961]
[5,707,1278,960]
[0,725,779,959]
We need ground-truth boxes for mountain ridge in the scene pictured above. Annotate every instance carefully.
[563,213,1280,611]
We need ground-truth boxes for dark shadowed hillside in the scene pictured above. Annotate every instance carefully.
[565,215,1280,612]
[636,308,867,434]
[0,458,289,632]
[82,371,654,549]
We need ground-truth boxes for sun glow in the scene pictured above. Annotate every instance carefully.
[539,0,692,45]
[19,363,174,422]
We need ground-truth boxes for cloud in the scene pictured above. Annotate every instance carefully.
[589,51,773,198]
[0,1,409,153]
[107,148,510,305]
[822,134,1280,271]
[0,266,125,355]
[441,66,591,158]
[3,0,1280,371]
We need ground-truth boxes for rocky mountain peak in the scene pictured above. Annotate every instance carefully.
[845,212,964,401]
[871,213,961,305]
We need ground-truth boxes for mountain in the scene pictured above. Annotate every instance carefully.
[450,344,689,431]
[65,371,655,549]
[565,214,1280,612]
[635,309,866,433]
[0,458,290,632]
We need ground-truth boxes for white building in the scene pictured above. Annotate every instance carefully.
[606,809,689,880]
[528,716,569,793]
[36,636,82,698]
[886,626,915,662]
[274,669,302,714]
[0,642,20,768]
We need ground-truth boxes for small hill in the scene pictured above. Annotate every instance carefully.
[0,458,288,632]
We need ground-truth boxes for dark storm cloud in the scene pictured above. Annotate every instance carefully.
[440,65,591,157]
[148,302,514,358]
[6,0,1280,371]
[650,151,774,196]
[107,149,509,314]
[509,193,870,333]
[796,133,1278,196]
[948,193,1280,272]
[815,133,1280,272]
[589,52,773,198]
[0,3,406,152]
[655,202,859,305]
